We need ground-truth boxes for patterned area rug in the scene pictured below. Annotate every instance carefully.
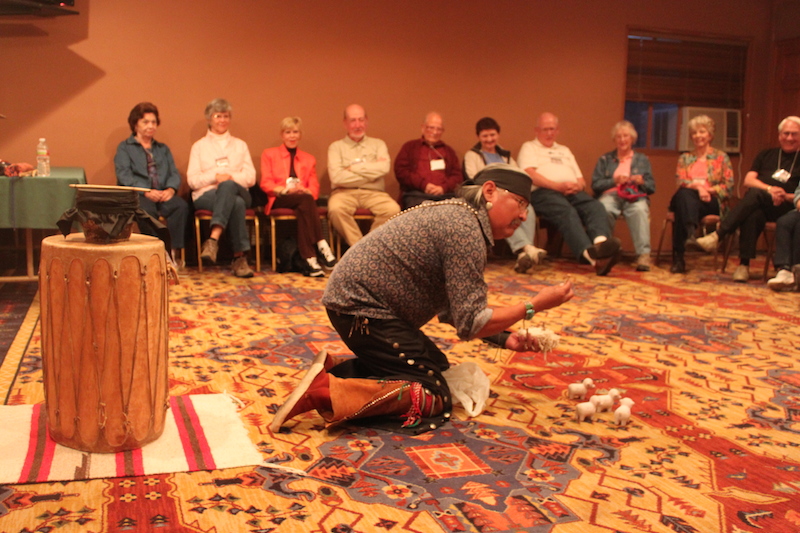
[1,254,800,533]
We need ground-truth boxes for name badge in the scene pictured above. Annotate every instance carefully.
[215,157,230,168]
[772,169,790,182]
[430,159,446,171]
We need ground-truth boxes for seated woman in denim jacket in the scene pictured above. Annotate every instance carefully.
[591,120,656,271]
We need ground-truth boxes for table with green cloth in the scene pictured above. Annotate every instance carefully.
[0,167,86,281]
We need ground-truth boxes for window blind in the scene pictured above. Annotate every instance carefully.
[626,31,747,109]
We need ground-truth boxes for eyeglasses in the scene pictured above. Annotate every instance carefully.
[424,126,444,133]
[212,113,230,120]
[501,189,529,213]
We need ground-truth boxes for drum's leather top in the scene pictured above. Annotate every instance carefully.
[43,233,163,252]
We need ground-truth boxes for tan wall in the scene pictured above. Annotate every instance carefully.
[0,0,778,252]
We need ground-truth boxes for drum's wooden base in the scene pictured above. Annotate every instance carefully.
[39,233,169,453]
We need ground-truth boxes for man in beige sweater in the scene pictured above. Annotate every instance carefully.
[327,104,400,247]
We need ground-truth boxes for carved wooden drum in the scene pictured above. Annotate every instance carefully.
[39,233,169,453]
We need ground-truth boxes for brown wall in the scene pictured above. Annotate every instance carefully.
[0,0,781,252]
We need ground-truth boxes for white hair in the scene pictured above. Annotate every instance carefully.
[611,120,638,143]
[778,116,800,131]
[688,115,715,138]
[204,98,232,121]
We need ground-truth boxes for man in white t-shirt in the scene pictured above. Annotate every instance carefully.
[516,112,621,275]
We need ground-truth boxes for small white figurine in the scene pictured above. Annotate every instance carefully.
[575,400,596,422]
[567,378,595,400]
[614,397,635,426]
[590,388,621,412]
[517,326,560,355]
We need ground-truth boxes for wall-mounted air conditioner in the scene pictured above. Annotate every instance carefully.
[678,107,741,153]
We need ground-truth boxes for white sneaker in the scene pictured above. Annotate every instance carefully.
[695,232,719,253]
[767,269,795,291]
[317,240,336,269]
[306,257,324,277]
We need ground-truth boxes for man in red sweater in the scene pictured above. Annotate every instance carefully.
[394,112,463,208]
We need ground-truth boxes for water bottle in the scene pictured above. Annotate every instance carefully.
[36,138,50,177]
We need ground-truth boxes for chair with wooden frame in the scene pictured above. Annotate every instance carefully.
[654,211,720,268]
[328,208,375,260]
[720,221,776,281]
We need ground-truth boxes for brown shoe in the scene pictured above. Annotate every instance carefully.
[232,256,254,278]
[635,253,651,272]
[514,251,534,273]
[200,239,219,265]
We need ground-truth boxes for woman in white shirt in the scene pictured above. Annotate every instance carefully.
[187,98,257,278]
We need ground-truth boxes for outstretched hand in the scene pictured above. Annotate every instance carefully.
[531,279,574,312]
[505,280,573,352]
